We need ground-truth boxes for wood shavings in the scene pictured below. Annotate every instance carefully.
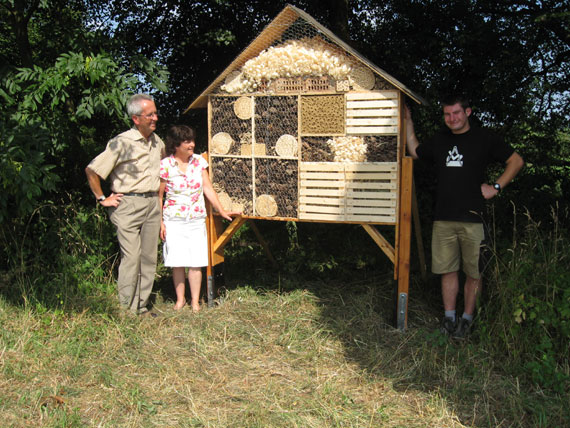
[327,136,367,162]
[221,37,356,93]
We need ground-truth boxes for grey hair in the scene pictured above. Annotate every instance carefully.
[127,94,154,116]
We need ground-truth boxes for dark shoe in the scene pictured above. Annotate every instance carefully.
[439,317,457,336]
[452,318,473,339]
[139,309,158,318]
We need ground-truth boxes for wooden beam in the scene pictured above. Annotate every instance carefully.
[396,156,413,329]
[361,224,395,264]
[412,178,427,280]
[248,220,279,270]
[213,216,247,253]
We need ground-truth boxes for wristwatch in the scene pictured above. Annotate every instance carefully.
[97,195,106,202]
[493,183,501,192]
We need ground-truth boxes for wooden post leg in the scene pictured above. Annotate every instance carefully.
[397,157,413,330]
[206,210,216,308]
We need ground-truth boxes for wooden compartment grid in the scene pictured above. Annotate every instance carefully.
[255,96,298,157]
[255,158,298,218]
[210,156,254,215]
[300,95,345,135]
[211,96,251,155]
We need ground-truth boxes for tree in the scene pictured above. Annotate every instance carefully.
[0,0,169,221]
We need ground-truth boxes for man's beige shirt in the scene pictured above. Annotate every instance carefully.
[88,128,165,193]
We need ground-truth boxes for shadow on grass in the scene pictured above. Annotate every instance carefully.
[211,221,567,428]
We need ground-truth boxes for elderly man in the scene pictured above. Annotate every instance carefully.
[86,94,165,315]
[405,94,524,338]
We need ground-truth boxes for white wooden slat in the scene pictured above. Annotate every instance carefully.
[345,91,398,100]
[299,196,344,205]
[346,182,397,190]
[346,126,399,135]
[300,162,344,172]
[346,117,399,126]
[344,162,397,172]
[299,212,347,221]
[300,205,345,214]
[300,188,345,197]
[345,171,398,180]
[346,198,396,207]
[346,206,395,215]
[300,180,345,188]
[346,189,397,199]
[299,171,344,180]
[346,214,396,223]
[346,100,398,109]
[346,108,398,117]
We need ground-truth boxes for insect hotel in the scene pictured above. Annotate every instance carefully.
[186,4,426,329]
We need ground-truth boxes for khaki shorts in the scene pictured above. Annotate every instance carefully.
[431,221,486,279]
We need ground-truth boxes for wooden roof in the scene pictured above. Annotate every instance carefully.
[185,4,426,112]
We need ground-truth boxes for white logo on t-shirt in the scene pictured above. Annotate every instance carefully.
[446,146,463,167]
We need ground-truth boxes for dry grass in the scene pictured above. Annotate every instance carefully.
[0,274,566,427]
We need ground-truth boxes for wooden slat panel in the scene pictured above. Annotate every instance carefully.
[346,108,398,117]
[346,91,399,100]
[346,117,399,126]
[347,100,398,109]
[346,126,399,134]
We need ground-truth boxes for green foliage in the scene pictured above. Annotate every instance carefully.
[479,207,570,393]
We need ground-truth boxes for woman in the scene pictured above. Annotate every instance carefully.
[159,125,237,311]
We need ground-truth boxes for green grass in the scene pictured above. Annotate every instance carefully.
[1,273,568,427]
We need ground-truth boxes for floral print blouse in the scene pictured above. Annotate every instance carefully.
[160,154,209,220]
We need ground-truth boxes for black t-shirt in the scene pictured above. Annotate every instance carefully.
[416,125,514,222]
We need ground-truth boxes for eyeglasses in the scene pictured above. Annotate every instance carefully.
[136,112,159,119]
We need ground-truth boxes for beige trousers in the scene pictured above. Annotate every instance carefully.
[109,195,161,313]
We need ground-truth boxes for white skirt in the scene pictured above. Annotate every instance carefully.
[163,218,208,267]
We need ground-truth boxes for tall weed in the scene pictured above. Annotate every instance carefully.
[0,195,117,311]
[480,204,569,393]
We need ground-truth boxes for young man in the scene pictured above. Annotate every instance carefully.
[405,95,524,338]
[86,94,165,316]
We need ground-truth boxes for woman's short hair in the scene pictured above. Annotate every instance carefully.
[165,125,196,156]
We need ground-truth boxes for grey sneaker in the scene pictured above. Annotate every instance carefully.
[452,318,473,339]
[439,317,457,336]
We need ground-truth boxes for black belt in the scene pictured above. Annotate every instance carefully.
[122,192,158,197]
